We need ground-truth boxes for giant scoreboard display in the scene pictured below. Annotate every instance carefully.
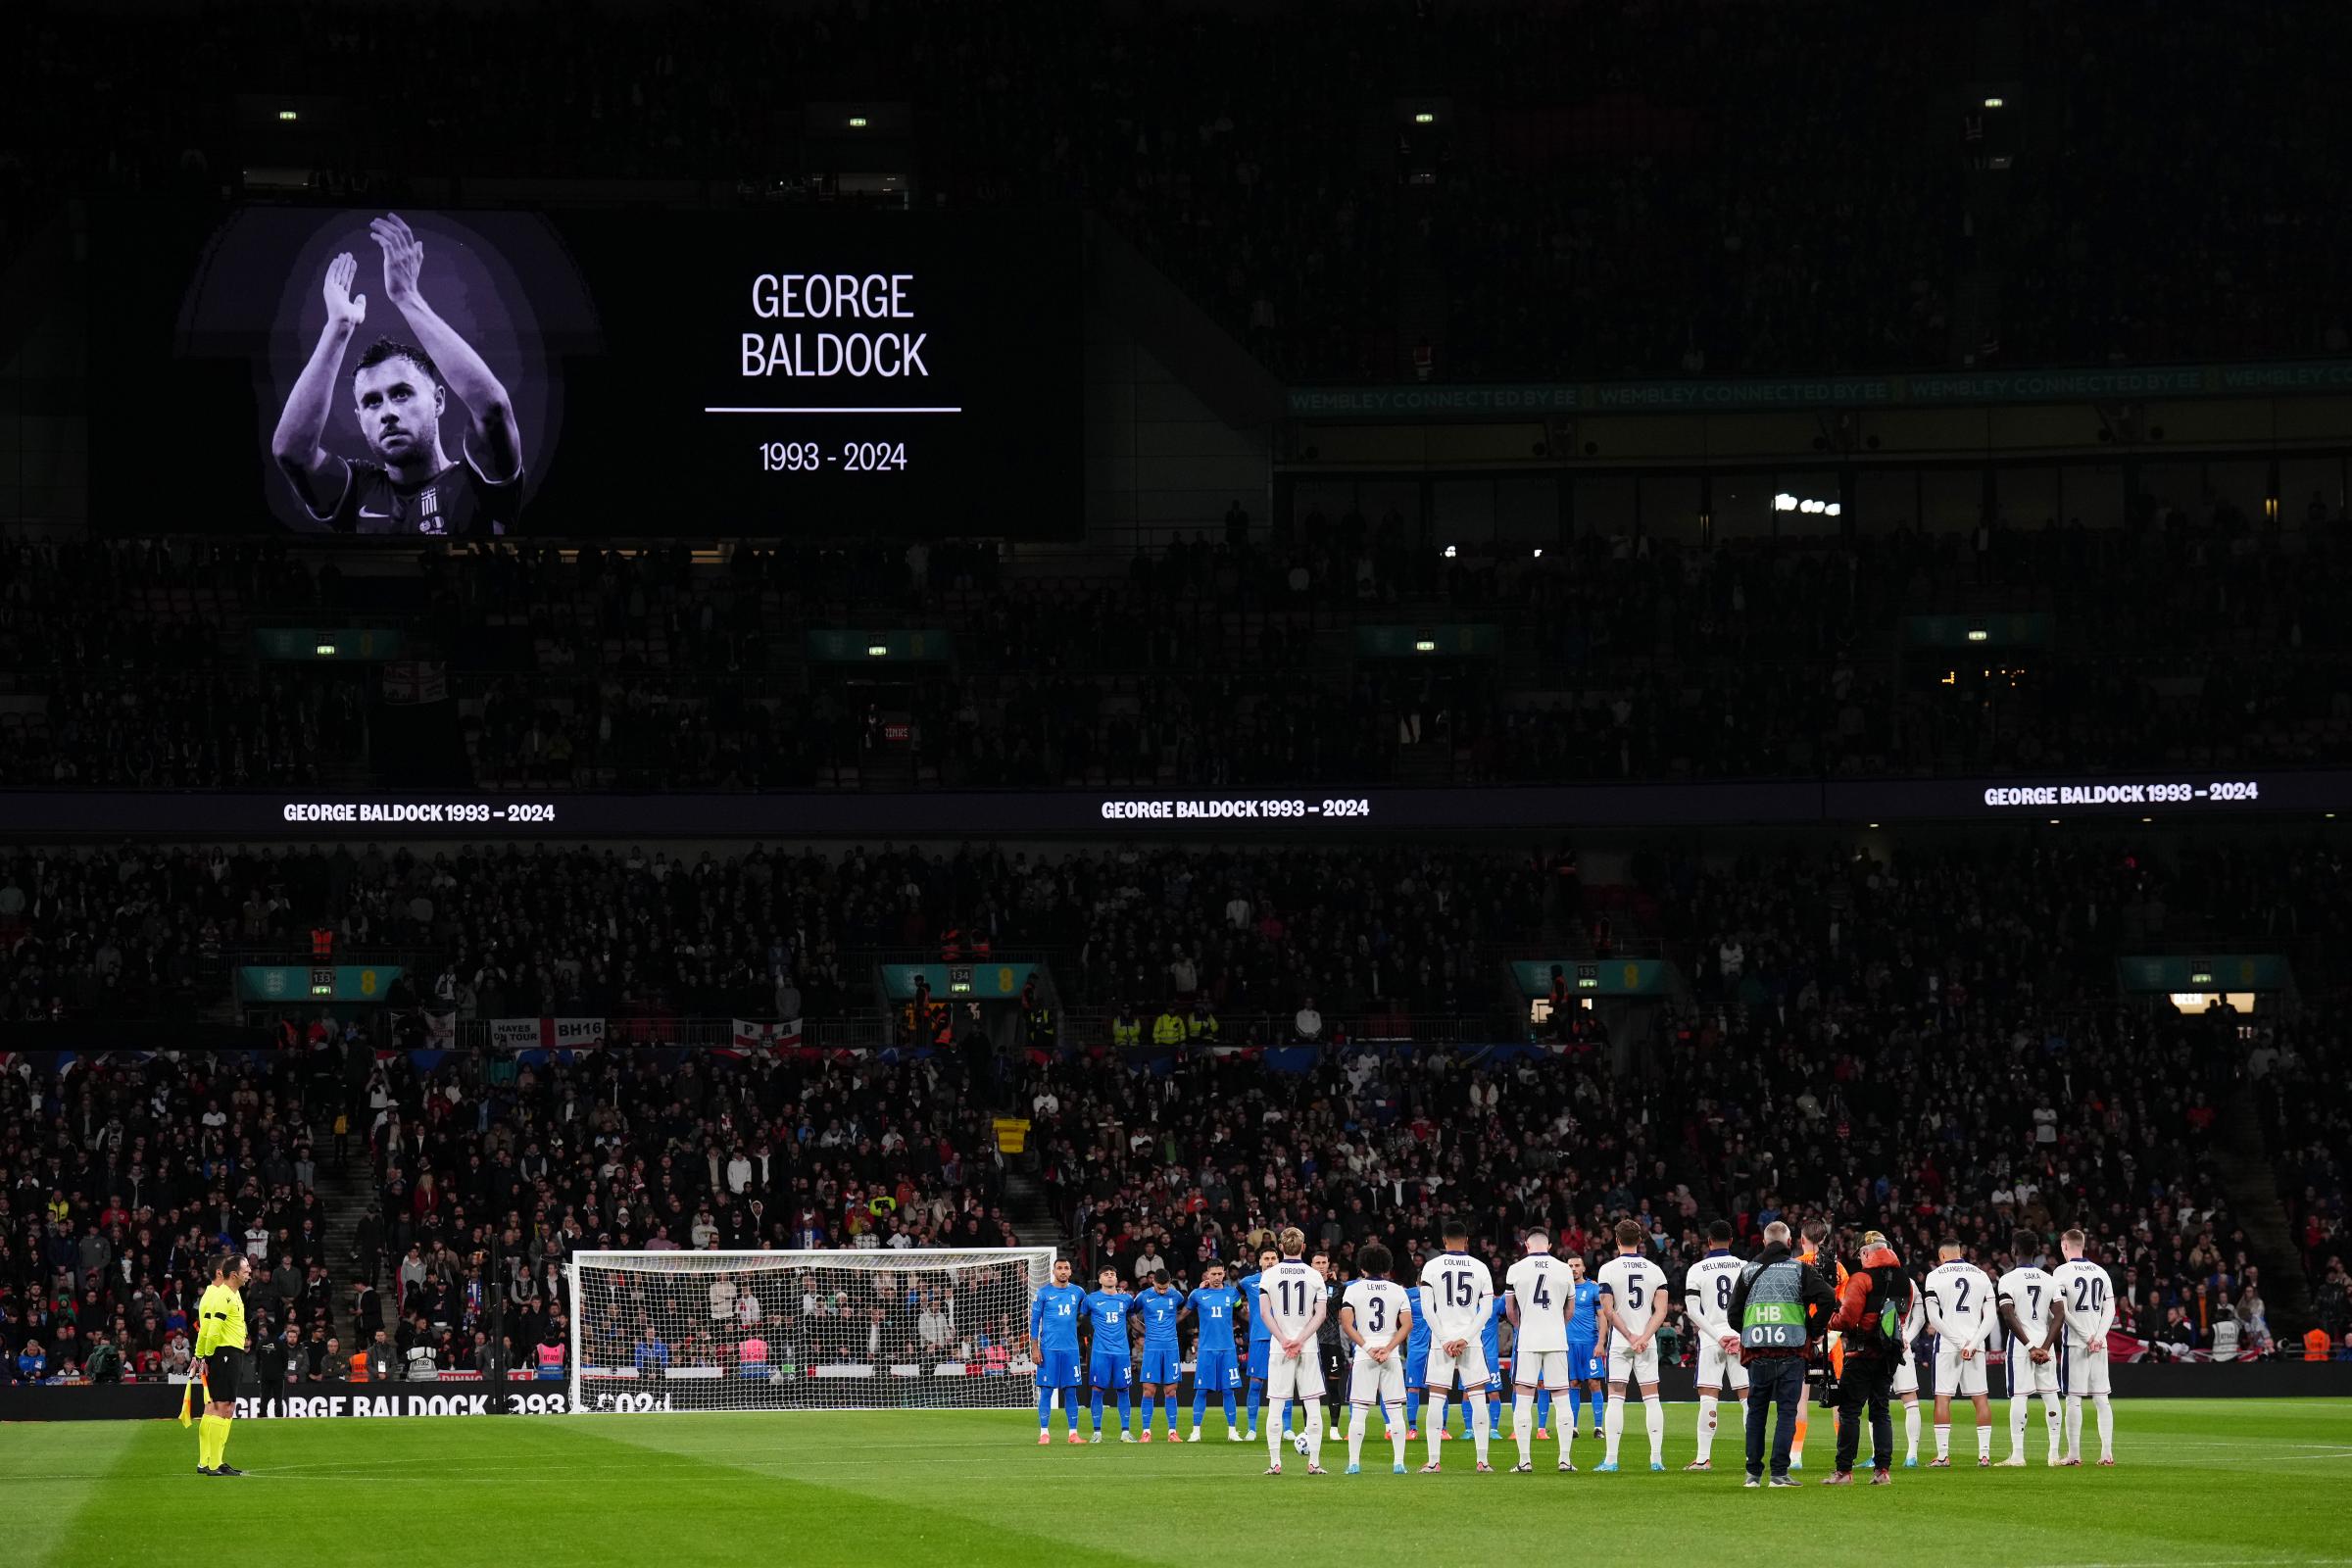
[94,205,1080,538]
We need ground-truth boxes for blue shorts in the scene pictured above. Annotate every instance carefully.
[1038,1348,1082,1390]
[1485,1361,1504,1396]
[1406,1343,1431,1388]
[1248,1340,1272,1381]
[1089,1353,1132,1392]
[1195,1349,1241,1391]
[1568,1338,1602,1382]
[1139,1347,1180,1385]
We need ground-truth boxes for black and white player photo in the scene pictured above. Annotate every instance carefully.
[270,214,525,536]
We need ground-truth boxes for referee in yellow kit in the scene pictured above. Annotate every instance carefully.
[196,1252,254,1476]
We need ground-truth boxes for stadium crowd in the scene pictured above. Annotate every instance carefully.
[0,537,363,789]
[1641,832,2312,1354]
[0,952,2330,1392]
[0,837,1547,1033]
[359,1043,1025,1381]
[1020,983,2278,1367]
[2,815,2340,1338]
[0,1039,1028,1384]
[0,1051,342,1385]
[6,510,2352,793]
[2254,1023,2348,1344]
[1015,825,2348,1354]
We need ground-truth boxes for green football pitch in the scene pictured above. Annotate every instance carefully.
[5,1398,2348,1566]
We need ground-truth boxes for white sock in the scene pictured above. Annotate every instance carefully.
[1471,1396,1492,1464]
[1643,1395,1665,1465]
[1348,1406,1366,1469]
[2092,1394,2113,1460]
[1424,1396,1446,1465]
[1977,1415,1992,1461]
[1385,1401,1405,1468]
[1562,1414,1576,1467]
[1267,1400,1288,1467]
[1603,1394,1625,1465]
[1936,1421,1951,1459]
[1514,1393,1535,1466]
[2008,1393,2029,1455]
[1905,1401,1920,1459]
[1304,1399,1325,1467]
[1695,1394,1718,1463]
[2064,1395,2083,1460]
[2042,1396,2062,1460]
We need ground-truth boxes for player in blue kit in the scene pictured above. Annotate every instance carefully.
[1029,1256,1088,1444]
[1565,1251,1606,1442]
[1186,1261,1247,1442]
[1455,1292,1508,1438]
[1238,1245,1288,1441]
[1134,1272,1187,1441]
[1402,1249,1434,1438]
[1082,1268,1139,1442]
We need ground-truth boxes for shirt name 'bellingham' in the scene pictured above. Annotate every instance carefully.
[740,271,930,378]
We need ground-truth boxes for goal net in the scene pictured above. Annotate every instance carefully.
[568,1248,1057,1413]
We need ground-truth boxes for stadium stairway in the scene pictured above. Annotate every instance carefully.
[1001,1171,1067,1252]
[314,1153,383,1344]
[2212,1085,2316,1336]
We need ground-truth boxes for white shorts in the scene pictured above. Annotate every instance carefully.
[1936,1342,1988,1398]
[1513,1348,1576,1392]
[1348,1351,1407,1406]
[2008,1343,2059,1395]
[1694,1336,1749,1394]
[2062,1343,2111,1396]
[1890,1350,1919,1397]
[1263,1343,1326,1401]
[1421,1340,1490,1394]
[1606,1340,1660,1387]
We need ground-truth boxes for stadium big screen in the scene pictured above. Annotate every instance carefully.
[92,204,1081,538]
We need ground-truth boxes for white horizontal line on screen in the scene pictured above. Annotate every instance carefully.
[703,406,964,415]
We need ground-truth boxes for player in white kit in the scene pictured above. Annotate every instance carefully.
[1502,1228,1577,1473]
[1339,1243,1413,1476]
[1594,1219,1670,1472]
[1682,1220,1748,1471]
[1995,1230,2063,1466]
[1416,1216,1495,1473]
[1923,1240,1997,1466]
[2045,1228,2118,1466]
[1255,1226,1331,1476]
[1885,1264,1926,1466]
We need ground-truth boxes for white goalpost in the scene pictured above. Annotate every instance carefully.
[567,1248,1057,1413]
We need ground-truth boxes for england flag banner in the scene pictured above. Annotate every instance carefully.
[730,1018,804,1052]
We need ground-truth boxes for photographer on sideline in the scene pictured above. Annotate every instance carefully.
[1823,1230,1918,1486]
